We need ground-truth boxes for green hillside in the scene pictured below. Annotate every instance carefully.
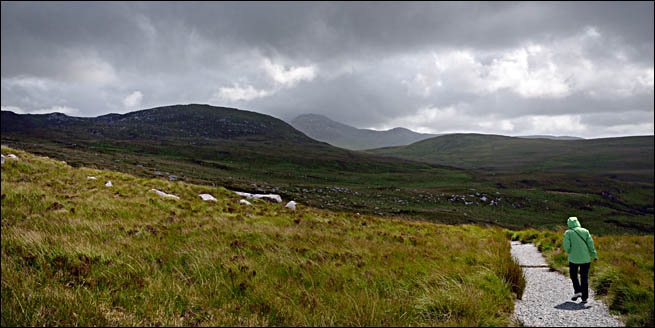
[1,146,525,326]
[366,133,654,182]
[2,107,654,235]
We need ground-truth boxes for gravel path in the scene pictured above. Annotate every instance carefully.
[510,241,624,327]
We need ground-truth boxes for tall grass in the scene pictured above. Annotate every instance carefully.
[509,228,654,326]
[2,147,524,326]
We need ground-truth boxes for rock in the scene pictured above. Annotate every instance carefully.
[149,189,180,200]
[168,175,177,181]
[234,191,282,203]
[105,181,113,187]
[285,201,297,210]
[87,176,97,180]
[480,196,487,202]
[1,154,4,165]
[199,193,217,201]
[7,154,18,159]
[154,171,162,175]
[239,199,252,206]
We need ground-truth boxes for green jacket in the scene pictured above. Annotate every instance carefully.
[563,217,598,264]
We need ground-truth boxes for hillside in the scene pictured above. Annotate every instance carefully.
[367,133,654,182]
[1,146,524,326]
[2,106,653,235]
[290,114,438,150]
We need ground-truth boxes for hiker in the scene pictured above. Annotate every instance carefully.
[563,216,598,304]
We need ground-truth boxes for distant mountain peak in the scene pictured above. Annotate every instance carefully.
[290,114,438,150]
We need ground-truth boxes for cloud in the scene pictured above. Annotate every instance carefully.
[262,58,317,87]
[211,84,271,103]
[0,2,652,137]
[122,91,143,108]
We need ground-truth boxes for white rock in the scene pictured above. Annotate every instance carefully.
[199,193,217,201]
[150,188,180,200]
[105,181,113,187]
[234,191,282,203]
[285,201,297,210]
[1,154,4,165]
[87,176,97,180]
[239,199,252,206]
[7,154,18,159]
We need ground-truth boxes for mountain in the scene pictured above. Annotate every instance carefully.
[366,133,654,182]
[2,104,312,143]
[290,113,438,150]
[1,104,438,186]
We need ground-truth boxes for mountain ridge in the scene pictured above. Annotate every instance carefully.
[290,113,439,150]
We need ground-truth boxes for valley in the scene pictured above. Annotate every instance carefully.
[2,105,653,235]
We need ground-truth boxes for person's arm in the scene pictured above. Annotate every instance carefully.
[563,231,571,253]
[585,232,598,261]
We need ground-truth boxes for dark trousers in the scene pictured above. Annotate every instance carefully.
[569,262,590,301]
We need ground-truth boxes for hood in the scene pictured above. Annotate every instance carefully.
[568,217,581,229]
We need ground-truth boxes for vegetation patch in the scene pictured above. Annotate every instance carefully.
[2,147,524,326]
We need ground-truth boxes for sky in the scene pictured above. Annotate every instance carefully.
[1,1,653,138]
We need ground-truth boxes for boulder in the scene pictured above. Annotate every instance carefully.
[285,201,297,210]
[234,191,282,203]
[149,188,180,200]
[199,193,217,201]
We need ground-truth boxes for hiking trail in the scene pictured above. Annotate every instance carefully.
[510,241,624,327]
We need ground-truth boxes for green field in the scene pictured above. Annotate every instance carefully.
[1,147,526,326]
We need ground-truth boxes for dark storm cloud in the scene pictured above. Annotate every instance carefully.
[1,1,653,137]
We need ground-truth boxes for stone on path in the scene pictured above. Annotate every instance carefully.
[199,193,217,201]
[150,188,180,200]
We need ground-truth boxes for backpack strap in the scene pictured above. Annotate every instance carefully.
[569,228,588,244]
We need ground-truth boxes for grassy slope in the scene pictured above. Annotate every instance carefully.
[3,108,653,235]
[1,147,525,326]
[509,229,654,327]
[366,134,654,182]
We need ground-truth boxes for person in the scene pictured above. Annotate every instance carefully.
[563,216,598,304]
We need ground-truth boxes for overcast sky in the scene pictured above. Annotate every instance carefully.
[2,2,653,138]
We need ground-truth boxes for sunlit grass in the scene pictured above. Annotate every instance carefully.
[2,147,524,326]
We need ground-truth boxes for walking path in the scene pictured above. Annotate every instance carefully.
[510,241,624,327]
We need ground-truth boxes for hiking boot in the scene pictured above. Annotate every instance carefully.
[580,299,588,304]
[571,292,582,301]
